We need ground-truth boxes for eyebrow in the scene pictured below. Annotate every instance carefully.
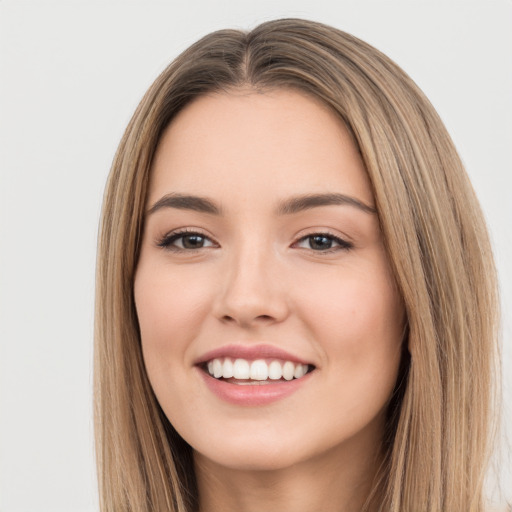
[147,193,222,216]
[277,193,376,215]
[147,192,376,217]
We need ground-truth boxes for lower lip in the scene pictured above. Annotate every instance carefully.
[197,368,312,406]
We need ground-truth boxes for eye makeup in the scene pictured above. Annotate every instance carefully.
[155,227,354,255]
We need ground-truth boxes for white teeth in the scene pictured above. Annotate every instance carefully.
[222,358,234,378]
[213,358,223,378]
[282,361,295,381]
[250,359,269,380]
[205,357,310,382]
[268,360,282,380]
[294,363,306,379]
[233,359,250,379]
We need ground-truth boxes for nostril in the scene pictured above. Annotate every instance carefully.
[220,313,277,326]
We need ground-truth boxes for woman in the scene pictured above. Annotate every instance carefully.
[94,18,501,511]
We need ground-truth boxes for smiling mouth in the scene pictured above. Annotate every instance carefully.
[203,357,315,384]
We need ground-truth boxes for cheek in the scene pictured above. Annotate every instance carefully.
[299,265,404,374]
[304,266,402,329]
[133,263,213,364]
[323,278,403,426]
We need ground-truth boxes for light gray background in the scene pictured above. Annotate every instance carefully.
[1,1,510,510]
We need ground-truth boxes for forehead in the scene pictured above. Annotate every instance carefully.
[148,89,373,208]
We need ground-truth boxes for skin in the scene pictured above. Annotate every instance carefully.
[134,89,405,512]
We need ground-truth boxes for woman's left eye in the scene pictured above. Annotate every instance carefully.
[294,233,353,252]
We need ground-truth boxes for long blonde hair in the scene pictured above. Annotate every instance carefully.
[94,18,500,511]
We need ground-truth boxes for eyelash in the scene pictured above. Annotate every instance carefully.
[156,229,216,252]
[293,232,353,253]
[156,230,353,253]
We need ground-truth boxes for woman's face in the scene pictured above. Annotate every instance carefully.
[134,89,405,472]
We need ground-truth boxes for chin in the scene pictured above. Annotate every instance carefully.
[195,444,305,473]
[191,424,348,474]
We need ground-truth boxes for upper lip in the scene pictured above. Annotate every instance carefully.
[195,344,314,366]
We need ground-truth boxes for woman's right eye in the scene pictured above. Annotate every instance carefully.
[157,231,216,251]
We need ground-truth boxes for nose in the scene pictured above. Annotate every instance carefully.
[213,244,290,329]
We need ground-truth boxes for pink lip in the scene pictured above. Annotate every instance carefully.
[194,344,314,406]
[195,343,312,366]
[197,367,313,406]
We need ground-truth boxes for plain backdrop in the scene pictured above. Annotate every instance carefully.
[0,1,511,510]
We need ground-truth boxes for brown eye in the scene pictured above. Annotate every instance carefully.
[295,233,353,252]
[158,231,216,251]
[308,235,334,250]
[180,234,207,249]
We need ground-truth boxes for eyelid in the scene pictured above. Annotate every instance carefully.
[156,228,218,251]
[154,227,353,253]
[292,230,354,252]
